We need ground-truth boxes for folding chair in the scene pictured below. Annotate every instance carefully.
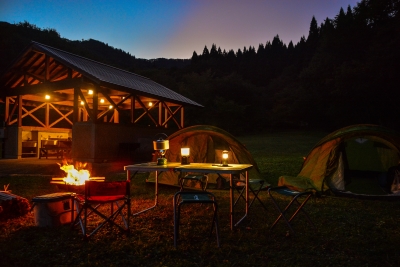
[173,191,220,248]
[268,186,315,235]
[72,180,131,239]
[179,174,208,192]
[234,178,269,211]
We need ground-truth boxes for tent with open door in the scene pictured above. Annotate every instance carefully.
[278,124,400,199]
[147,125,262,187]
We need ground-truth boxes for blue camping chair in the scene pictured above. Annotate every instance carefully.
[268,186,315,235]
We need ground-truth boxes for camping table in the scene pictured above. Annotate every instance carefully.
[174,163,253,231]
[124,162,182,216]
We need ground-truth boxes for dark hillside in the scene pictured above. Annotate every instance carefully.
[0,21,189,75]
[1,0,399,133]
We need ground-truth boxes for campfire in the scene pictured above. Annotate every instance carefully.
[59,162,90,185]
[51,161,105,191]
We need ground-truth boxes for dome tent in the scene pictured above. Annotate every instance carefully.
[147,125,263,187]
[278,124,400,199]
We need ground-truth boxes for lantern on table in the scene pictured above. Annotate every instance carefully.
[153,134,169,165]
[222,150,229,166]
[181,147,190,165]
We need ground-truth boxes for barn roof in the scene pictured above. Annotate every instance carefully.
[1,41,202,108]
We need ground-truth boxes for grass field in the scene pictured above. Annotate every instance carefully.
[1,131,400,267]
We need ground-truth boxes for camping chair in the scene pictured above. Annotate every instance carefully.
[234,177,269,211]
[173,191,220,248]
[179,174,208,192]
[72,180,131,239]
[268,186,315,235]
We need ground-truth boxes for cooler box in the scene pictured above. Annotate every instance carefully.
[32,192,75,227]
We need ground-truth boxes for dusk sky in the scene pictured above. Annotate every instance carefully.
[1,0,360,59]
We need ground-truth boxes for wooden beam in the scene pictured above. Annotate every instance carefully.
[76,87,94,121]
[161,102,182,129]
[12,105,46,127]
[4,78,91,96]
[134,97,158,126]
[97,87,120,112]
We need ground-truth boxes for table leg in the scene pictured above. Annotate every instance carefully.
[234,171,249,228]
[245,170,249,215]
[131,170,158,216]
[230,173,234,231]
[154,170,159,205]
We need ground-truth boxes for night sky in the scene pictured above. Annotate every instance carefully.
[1,0,360,59]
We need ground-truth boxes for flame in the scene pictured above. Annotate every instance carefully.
[59,163,90,185]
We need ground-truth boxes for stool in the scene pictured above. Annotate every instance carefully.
[173,191,220,247]
[234,179,269,211]
[268,186,315,234]
[179,174,208,191]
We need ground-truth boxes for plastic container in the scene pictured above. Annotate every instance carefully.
[32,192,75,227]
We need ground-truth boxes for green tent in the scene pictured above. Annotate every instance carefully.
[278,124,400,198]
[147,125,262,187]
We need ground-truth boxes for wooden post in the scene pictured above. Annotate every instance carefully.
[73,87,80,123]
[45,103,50,128]
[181,106,184,129]
[92,86,98,123]
[158,102,162,127]
[17,95,22,127]
[130,95,135,124]
[164,104,168,128]
[114,108,119,123]
[5,97,10,125]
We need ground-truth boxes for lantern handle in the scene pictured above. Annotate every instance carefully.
[154,133,168,141]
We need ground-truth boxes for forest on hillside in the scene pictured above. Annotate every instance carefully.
[1,0,399,134]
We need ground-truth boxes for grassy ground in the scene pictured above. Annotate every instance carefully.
[1,131,400,267]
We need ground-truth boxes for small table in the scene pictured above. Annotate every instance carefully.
[124,162,253,230]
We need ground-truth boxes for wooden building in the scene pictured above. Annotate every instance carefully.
[0,42,202,162]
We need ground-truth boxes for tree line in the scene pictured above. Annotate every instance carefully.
[1,0,399,134]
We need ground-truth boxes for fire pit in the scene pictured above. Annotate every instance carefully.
[51,162,104,193]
